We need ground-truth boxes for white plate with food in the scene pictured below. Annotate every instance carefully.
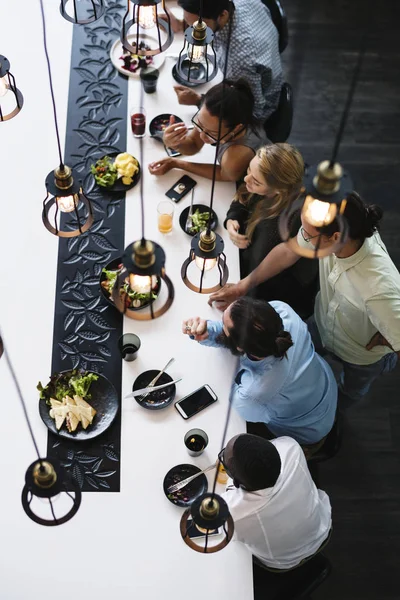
[110,34,165,77]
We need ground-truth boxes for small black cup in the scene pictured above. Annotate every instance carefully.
[140,67,160,94]
[118,334,141,361]
[184,428,209,457]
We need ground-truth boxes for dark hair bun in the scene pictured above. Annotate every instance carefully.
[275,330,293,357]
[365,204,383,236]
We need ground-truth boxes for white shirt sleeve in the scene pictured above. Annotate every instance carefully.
[366,292,400,351]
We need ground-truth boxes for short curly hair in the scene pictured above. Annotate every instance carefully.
[231,434,281,491]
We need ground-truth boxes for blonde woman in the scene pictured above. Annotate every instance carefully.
[213,143,318,318]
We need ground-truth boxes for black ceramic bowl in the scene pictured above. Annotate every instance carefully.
[132,370,176,410]
[179,204,218,236]
[39,371,119,441]
[99,257,161,312]
[149,113,183,141]
[92,152,140,192]
[172,62,208,88]
[163,464,208,507]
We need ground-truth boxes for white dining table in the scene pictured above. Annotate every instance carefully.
[0,1,253,599]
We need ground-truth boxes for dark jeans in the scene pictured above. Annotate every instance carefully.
[307,316,398,406]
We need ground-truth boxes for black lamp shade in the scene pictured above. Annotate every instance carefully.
[175,24,218,86]
[181,231,229,294]
[180,493,234,553]
[21,458,81,526]
[0,55,23,122]
[60,0,105,24]
[121,0,174,57]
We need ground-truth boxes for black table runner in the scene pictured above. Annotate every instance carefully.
[46,2,129,492]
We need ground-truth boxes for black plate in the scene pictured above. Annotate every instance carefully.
[99,257,161,312]
[172,62,208,88]
[92,152,141,192]
[132,370,176,410]
[179,204,218,236]
[39,371,119,441]
[163,464,208,507]
[149,113,183,141]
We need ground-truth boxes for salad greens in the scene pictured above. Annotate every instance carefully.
[189,209,211,234]
[123,282,157,302]
[37,370,99,406]
[101,267,120,294]
[91,156,118,188]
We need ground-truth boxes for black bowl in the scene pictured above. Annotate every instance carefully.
[179,204,218,236]
[92,152,141,192]
[149,113,183,141]
[132,370,176,410]
[163,464,208,507]
[172,62,208,88]
[39,371,119,441]
[99,257,161,312]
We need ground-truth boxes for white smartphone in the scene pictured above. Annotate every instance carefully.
[174,384,217,419]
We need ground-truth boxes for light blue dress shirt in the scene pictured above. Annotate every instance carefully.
[199,301,337,444]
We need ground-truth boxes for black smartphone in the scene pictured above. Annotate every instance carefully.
[164,144,181,158]
[186,518,220,539]
[165,174,197,203]
[174,384,217,419]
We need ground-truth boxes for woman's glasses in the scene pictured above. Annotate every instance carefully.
[300,227,321,243]
[191,109,242,144]
[217,447,234,478]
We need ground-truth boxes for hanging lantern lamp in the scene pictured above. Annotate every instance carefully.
[60,0,105,25]
[121,0,174,57]
[0,55,23,122]
[180,492,234,553]
[181,230,229,294]
[175,17,217,86]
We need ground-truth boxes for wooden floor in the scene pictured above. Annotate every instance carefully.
[275,0,400,598]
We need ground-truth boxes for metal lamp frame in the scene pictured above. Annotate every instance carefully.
[175,23,218,86]
[121,0,173,57]
[180,493,234,554]
[181,231,229,294]
[60,0,105,25]
[0,55,23,122]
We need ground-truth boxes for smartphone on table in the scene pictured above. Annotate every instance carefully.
[164,144,181,158]
[165,174,197,203]
[174,384,217,419]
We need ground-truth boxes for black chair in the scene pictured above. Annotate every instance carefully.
[307,411,343,464]
[254,553,332,600]
[262,0,289,53]
[264,82,293,143]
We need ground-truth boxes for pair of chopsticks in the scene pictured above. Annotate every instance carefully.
[125,358,178,401]
[167,464,216,494]
[185,188,195,233]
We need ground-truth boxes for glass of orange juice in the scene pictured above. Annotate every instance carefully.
[216,461,229,485]
[157,200,174,233]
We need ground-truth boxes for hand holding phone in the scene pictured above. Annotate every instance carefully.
[175,384,217,419]
[166,175,197,202]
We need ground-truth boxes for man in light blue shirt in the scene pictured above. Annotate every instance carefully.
[183,298,337,446]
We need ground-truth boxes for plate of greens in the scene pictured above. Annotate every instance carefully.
[91,152,140,192]
[38,370,119,441]
[100,257,161,312]
[179,204,218,236]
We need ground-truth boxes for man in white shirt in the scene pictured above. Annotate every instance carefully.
[300,192,400,405]
[220,433,332,570]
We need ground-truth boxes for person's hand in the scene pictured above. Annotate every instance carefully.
[163,115,188,148]
[366,331,395,352]
[182,317,209,341]
[208,283,244,310]
[174,85,202,107]
[226,219,250,249]
[148,157,178,176]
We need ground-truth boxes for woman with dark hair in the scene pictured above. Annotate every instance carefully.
[219,434,332,570]
[182,297,337,449]
[299,192,400,405]
[148,79,269,182]
[211,143,318,317]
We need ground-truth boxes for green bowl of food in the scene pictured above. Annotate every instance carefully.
[179,204,218,237]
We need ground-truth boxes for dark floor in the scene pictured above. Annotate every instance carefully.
[276,0,400,598]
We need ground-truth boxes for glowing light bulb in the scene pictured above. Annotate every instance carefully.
[138,5,157,29]
[302,195,337,227]
[195,256,217,271]
[57,195,77,213]
[189,44,206,63]
[0,75,8,97]
[129,274,152,293]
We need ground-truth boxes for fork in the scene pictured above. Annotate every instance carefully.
[136,357,175,402]
[167,464,216,494]
[185,188,195,233]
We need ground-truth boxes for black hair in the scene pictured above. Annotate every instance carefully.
[231,434,281,491]
[178,0,232,20]
[228,297,293,359]
[318,191,383,242]
[203,79,256,129]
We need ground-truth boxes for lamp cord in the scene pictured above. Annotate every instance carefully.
[39,0,65,169]
[1,333,43,463]
[329,36,366,167]
[206,3,233,234]
[139,83,146,245]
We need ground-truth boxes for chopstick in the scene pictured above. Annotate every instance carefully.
[125,378,182,399]
[185,187,195,233]
[167,463,216,494]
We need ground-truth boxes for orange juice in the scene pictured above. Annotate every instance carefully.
[216,462,229,485]
[158,213,173,233]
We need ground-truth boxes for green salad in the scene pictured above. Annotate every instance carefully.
[188,209,211,234]
[90,156,118,188]
[37,370,99,405]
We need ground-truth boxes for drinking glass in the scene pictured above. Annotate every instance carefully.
[157,200,174,233]
[118,333,141,361]
[140,67,160,93]
[184,429,209,457]
[130,106,146,138]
